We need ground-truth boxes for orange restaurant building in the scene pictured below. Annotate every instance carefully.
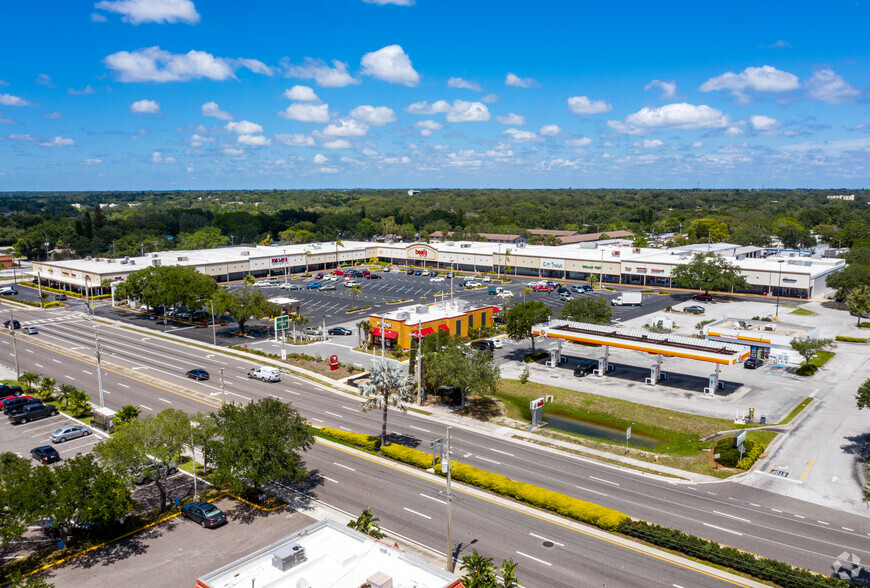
[369,300,495,350]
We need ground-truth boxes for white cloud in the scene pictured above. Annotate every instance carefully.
[505,73,536,88]
[317,167,339,173]
[565,137,593,147]
[448,77,483,92]
[322,118,369,137]
[724,126,745,137]
[539,124,561,136]
[279,103,330,123]
[225,120,263,135]
[382,156,411,164]
[35,74,54,87]
[151,151,176,163]
[750,115,780,131]
[419,129,433,137]
[415,120,442,130]
[81,158,102,165]
[322,139,351,149]
[201,101,232,121]
[130,99,161,114]
[237,134,271,146]
[95,0,200,24]
[567,96,612,115]
[699,65,800,103]
[363,0,414,5]
[104,46,247,82]
[68,85,95,96]
[495,113,525,125]
[283,58,358,87]
[502,128,543,143]
[91,12,107,21]
[634,139,663,148]
[405,99,490,122]
[805,68,860,104]
[222,147,243,155]
[40,137,74,147]
[644,79,677,99]
[607,103,730,135]
[691,141,704,148]
[481,94,499,103]
[361,44,419,86]
[284,85,320,102]
[350,105,396,125]
[0,94,32,107]
[406,100,450,115]
[188,133,215,147]
[233,58,272,76]
[313,153,328,164]
[275,133,315,146]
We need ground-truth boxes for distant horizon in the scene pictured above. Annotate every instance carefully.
[0,187,867,195]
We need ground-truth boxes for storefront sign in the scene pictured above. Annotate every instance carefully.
[651,268,664,273]
[783,278,797,283]
[581,264,601,270]
[414,249,428,257]
[542,260,564,269]
[271,256,288,264]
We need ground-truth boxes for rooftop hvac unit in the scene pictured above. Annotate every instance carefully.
[367,572,394,588]
[271,543,306,571]
[446,241,455,246]
[415,305,428,314]
[130,260,136,265]
[120,260,128,265]
[634,248,641,253]
[518,242,526,248]
[152,259,162,267]
[240,251,250,256]
[85,256,92,260]
[151,253,159,258]
[177,256,188,261]
[394,312,409,321]
[461,243,471,248]
[764,324,776,332]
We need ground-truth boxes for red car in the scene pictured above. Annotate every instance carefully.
[361,270,370,275]
[0,395,32,410]
[332,270,344,275]
[693,293,713,301]
[532,285,554,291]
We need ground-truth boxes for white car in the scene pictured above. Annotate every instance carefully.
[497,290,513,298]
[345,280,361,287]
[421,270,431,276]
[281,283,301,290]
[490,339,504,349]
[466,281,482,288]
[430,276,445,282]
[482,276,491,283]
[323,275,339,282]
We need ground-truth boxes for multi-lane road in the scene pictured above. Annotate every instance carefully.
[1,302,868,582]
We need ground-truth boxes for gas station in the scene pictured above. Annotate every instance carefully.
[532,320,751,394]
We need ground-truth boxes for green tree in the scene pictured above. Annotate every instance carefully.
[826,249,870,301]
[686,218,730,243]
[115,265,219,314]
[115,404,142,424]
[347,508,385,540]
[423,344,500,411]
[559,297,612,324]
[501,558,521,588]
[671,253,748,294]
[18,371,39,393]
[177,226,229,250]
[95,408,191,511]
[847,286,870,326]
[504,301,551,352]
[213,287,281,335]
[460,549,497,588]
[209,397,313,493]
[356,319,371,347]
[38,377,57,401]
[790,336,835,367]
[345,283,363,308]
[631,234,648,248]
[0,452,39,545]
[6,571,55,588]
[190,412,220,471]
[855,378,870,410]
[56,384,76,408]
[66,389,91,417]
[359,361,414,448]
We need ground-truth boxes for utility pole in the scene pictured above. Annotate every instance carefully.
[191,425,199,501]
[219,368,226,406]
[37,272,44,309]
[93,333,105,408]
[8,311,19,379]
[444,426,454,573]
[417,319,423,405]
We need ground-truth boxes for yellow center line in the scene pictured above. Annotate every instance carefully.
[799,460,815,482]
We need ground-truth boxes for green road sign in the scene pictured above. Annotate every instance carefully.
[275,315,290,330]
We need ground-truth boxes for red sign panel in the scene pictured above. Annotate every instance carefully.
[414,249,428,257]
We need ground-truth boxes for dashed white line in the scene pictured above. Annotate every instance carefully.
[529,532,564,547]
[285,389,300,395]
[34,363,43,368]
[403,507,431,520]
[420,493,447,505]
[750,503,760,507]
[117,383,129,388]
[310,418,324,423]
[674,584,686,588]
[324,411,343,419]
[409,425,430,433]
[340,426,351,432]
[713,511,751,523]
[52,359,62,363]
[771,508,783,513]
[475,456,501,465]
[268,394,281,399]
[490,448,515,457]
[843,527,854,532]
[25,349,33,353]
[575,485,607,497]
[341,406,357,412]
[158,398,172,404]
[333,462,355,471]
[516,551,552,566]
[706,491,717,495]
[818,521,829,525]
[81,370,92,375]
[589,476,620,486]
[139,405,153,411]
[65,376,75,381]
[322,476,339,484]
[703,523,743,536]
[794,515,805,519]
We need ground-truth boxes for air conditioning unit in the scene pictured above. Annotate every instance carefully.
[152,259,161,267]
[240,251,250,256]
[446,241,455,246]
[271,543,306,571]
[461,243,471,248]
[764,324,776,332]
[634,248,641,253]
[367,572,393,588]
[415,305,428,314]
[120,260,128,265]
[177,257,188,261]
[151,253,159,258]
[394,312,409,321]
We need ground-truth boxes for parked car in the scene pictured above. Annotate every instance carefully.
[420,270,430,276]
[693,293,714,301]
[683,305,705,314]
[2,396,38,414]
[314,273,324,279]
[54,293,67,301]
[181,501,227,528]
[469,340,496,351]
[4,319,21,330]
[186,368,210,381]
[365,273,381,279]
[532,285,553,291]
[305,326,322,336]
[31,446,61,464]
[344,280,361,287]
[333,270,345,275]
[9,403,58,424]
[49,425,92,443]
[406,269,415,275]
[22,326,38,335]
[281,283,301,290]
[458,280,469,287]
[0,384,24,397]
[430,276,445,282]
[328,326,352,336]
[306,282,322,289]
[557,286,570,294]
[482,276,491,283]
[558,292,572,302]
[320,284,336,291]
[489,338,504,349]
[131,461,178,485]
[466,281,482,288]
[497,290,513,299]
[382,266,391,272]
[0,287,18,296]
[0,394,30,410]
[361,270,370,276]
[744,357,764,369]
[574,360,598,377]
[414,270,422,276]
[581,284,594,293]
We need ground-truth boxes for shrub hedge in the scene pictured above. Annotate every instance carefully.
[737,441,766,470]
[835,336,867,343]
[0,296,64,308]
[523,351,549,363]
[381,443,437,469]
[714,438,766,470]
[321,427,380,451]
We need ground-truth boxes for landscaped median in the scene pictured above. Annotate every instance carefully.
[316,427,848,587]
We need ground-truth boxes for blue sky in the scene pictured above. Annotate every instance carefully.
[1,0,869,190]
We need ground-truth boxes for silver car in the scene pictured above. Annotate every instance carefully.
[49,425,92,443]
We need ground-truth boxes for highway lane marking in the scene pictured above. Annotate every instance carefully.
[817,521,829,525]
[712,511,751,523]
[674,585,686,588]
[420,493,446,505]
[490,448,515,457]
[268,394,281,399]
[799,460,815,482]
[706,491,716,495]
[332,462,356,472]
[158,398,172,404]
[408,425,430,433]
[529,532,564,547]
[310,418,323,423]
[34,363,43,368]
[403,507,431,520]
[843,527,854,532]
[25,349,33,353]
[703,523,743,536]
[589,476,620,486]
[52,359,61,363]
[118,383,129,388]
[81,370,92,374]
[340,426,352,432]
[139,405,152,411]
[226,391,251,401]
[285,389,300,395]
[515,551,551,566]
[794,515,805,519]
[575,485,607,497]
[771,508,783,513]
[324,411,344,419]
[750,503,760,507]
[341,406,358,412]
[475,456,501,465]
[65,376,75,381]
[235,376,248,381]
[322,476,339,484]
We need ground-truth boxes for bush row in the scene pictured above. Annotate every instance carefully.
[835,336,867,343]
[619,520,847,587]
[19,281,77,296]
[860,322,870,329]
[714,438,766,470]
[320,427,381,451]
[381,443,437,469]
[229,344,318,362]
[737,441,766,470]
[0,296,64,308]
[523,351,549,363]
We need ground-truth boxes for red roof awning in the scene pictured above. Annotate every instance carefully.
[372,327,398,339]
[438,324,450,332]
[492,306,501,313]
[412,327,436,338]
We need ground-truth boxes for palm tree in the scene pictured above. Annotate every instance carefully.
[522,286,532,302]
[356,320,371,348]
[66,388,91,417]
[19,371,39,393]
[345,283,363,308]
[293,315,309,342]
[359,362,414,449]
[504,248,512,279]
[243,274,256,289]
[863,484,870,509]
[334,239,344,270]
[116,404,142,423]
[460,549,497,588]
[56,384,76,408]
[38,377,57,401]
[303,249,311,275]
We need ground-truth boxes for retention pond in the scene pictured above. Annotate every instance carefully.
[545,412,660,450]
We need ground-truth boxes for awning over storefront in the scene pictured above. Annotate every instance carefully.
[372,327,398,339]
[438,324,450,332]
[411,327,436,338]
[492,306,501,313]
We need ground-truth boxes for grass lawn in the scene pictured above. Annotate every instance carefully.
[494,379,774,476]
[778,397,813,425]
[795,350,836,376]
[789,307,815,316]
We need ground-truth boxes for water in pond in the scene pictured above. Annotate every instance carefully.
[544,413,660,449]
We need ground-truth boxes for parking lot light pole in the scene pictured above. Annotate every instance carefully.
[775,259,784,321]
[93,333,105,408]
[190,421,199,501]
[197,298,217,346]
[219,368,226,406]
[283,249,288,285]
[8,311,19,379]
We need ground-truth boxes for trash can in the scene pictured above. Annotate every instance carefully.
[760,416,766,425]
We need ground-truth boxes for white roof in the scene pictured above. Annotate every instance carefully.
[374,299,491,325]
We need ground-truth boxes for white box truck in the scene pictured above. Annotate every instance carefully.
[611,292,642,306]
[247,366,281,382]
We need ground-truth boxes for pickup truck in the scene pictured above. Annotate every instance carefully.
[487,286,505,295]
[9,403,58,424]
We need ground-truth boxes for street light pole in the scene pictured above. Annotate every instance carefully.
[93,333,105,408]
[445,426,454,573]
[190,422,199,501]
[775,260,784,321]
[8,311,19,379]
[283,249,288,285]
[219,368,226,406]
[196,298,217,346]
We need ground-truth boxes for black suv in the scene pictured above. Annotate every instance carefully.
[470,340,495,351]
[9,403,58,424]
[744,357,764,369]
[3,396,42,414]
[574,360,598,377]
[0,384,23,397]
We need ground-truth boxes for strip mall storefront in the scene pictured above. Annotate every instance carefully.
[369,303,494,350]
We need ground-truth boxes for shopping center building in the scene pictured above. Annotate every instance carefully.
[369,300,495,351]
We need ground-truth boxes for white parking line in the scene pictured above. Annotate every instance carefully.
[516,551,551,566]
[403,507,431,520]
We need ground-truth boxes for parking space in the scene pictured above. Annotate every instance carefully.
[1,409,101,465]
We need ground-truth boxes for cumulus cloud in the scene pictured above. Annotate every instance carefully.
[607,103,730,135]
[201,101,232,121]
[237,134,270,146]
[634,139,663,148]
[274,133,315,146]
[234,58,272,76]
[350,105,396,125]
[35,74,54,87]
[852,125,870,134]
[565,137,592,147]
[95,0,200,24]
[222,147,243,156]
[313,153,328,164]
[322,118,369,137]
[644,79,677,99]
[405,99,490,122]
[805,68,860,104]
[567,96,612,115]
[481,94,499,104]
[282,57,358,87]
[151,151,176,163]
[406,100,450,115]
[361,44,419,86]
[188,133,215,147]
[279,103,330,123]
[91,12,107,21]
[284,85,320,102]
[0,94,33,107]
[502,128,543,143]
[81,158,102,165]
[724,126,745,137]
[448,77,483,92]
[322,139,352,149]
[104,46,267,82]
[225,120,263,135]
[699,65,800,103]
[505,73,536,88]
[317,167,339,173]
[750,115,780,131]
[363,0,414,4]
[495,113,525,125]
[691,141,704,148]
[40,137,75,147]
[539,124,561,136]
[415,120,441,136]
[68,85,95,96]
[130,99,161,114]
